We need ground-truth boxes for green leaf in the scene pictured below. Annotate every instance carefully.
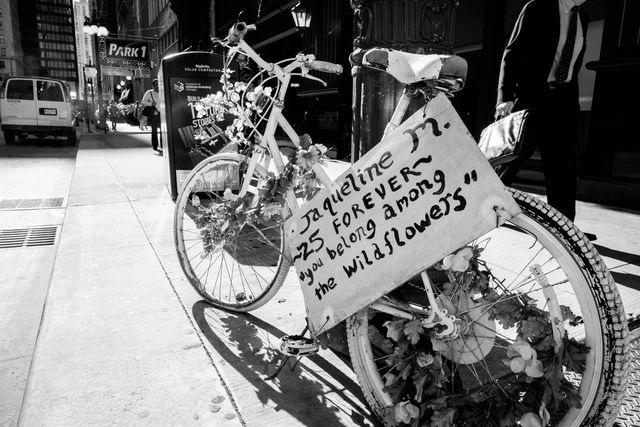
[490,296,526,328]
[412,370,429,403]
[562,337,590,374]
[382,376,409,403]
[559,305,577,322]
[384,319,407,343]
[519,316,551,341]
[430,408,455,427]
[404,319,424,345]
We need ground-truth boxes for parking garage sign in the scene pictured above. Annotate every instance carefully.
[100,37,151,70]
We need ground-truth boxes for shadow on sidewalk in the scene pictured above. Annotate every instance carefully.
[79,130,151,149]
[594,244,640,291]
[192,301,377,426]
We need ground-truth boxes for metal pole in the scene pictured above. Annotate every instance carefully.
[84,65,92,133]
[90,77,96,132]
[93,35,105,122]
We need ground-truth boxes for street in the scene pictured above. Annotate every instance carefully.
[1,125,640,426]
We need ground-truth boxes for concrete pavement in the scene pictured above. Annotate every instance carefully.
[7,124,373,426]
[2,123,640,426]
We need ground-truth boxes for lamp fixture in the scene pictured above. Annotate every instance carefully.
[291,2,311,29]
[82,15,108,36]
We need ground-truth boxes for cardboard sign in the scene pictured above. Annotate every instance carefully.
[286,93,521,334]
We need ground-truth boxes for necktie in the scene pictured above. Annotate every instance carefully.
[555,6,579,83]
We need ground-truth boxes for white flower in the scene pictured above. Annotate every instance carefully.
[296,144,327,170]
[519,412,542,427]
[395,401,420,424]
[261,203,282,219]
[416,352,434,367]
[383,373,397,387]
[505,340,544,378]
[223,188,238,201]
[441,246,474,272]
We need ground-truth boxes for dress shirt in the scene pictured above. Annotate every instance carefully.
[548,0,584,83]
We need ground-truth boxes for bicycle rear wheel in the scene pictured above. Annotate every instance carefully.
[174,152,290,312]
[346,189,628,426]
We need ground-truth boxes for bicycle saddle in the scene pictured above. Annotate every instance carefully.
[362,48,467,89]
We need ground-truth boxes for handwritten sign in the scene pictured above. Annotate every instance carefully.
[286,93,521,334]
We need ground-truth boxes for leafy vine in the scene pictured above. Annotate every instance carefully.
[377,246,589,426]
[188,70,328,256]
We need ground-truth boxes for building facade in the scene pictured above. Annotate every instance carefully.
[114,0,179,101]
[211,0,637,209]
[15,0,79,95]
[73,0,94,100]
[0,0,25,84]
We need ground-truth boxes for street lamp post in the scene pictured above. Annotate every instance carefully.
[83,17,109,126]
[82,64,92,133]
[83,62,98,133]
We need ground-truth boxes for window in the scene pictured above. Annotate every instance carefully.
[37,80,64,102]
[7,80,34,100]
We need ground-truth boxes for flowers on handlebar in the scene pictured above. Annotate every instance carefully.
[194,80,273,147]
[296,143,328,170]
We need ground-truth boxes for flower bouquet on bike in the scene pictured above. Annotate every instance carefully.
[174,22,629,427]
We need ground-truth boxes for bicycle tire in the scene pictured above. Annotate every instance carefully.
[174,152,291,312]
[346,189,628,426]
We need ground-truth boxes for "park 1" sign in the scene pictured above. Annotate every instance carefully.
[104,37,150,62]
[285,93,521,334]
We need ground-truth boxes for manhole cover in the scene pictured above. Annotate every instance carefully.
[0,226,58,249]
[0,198,64,210]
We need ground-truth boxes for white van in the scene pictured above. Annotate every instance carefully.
[0,77,76,145]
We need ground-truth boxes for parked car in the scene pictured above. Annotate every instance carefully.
[0,77,76,145]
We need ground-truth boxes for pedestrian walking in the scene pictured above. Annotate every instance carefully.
[141,79,161,152]
[107,102,119,131]
[96,104,109,134]
[495,0,595,240]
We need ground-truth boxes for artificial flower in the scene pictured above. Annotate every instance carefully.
[261,203,283,219]
[223,188,238,201]
[519,412,543,427]
[395,401,420,424]
[416,352,434,367]
[441,246,474,272]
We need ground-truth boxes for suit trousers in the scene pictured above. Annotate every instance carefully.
[500,85,579,221]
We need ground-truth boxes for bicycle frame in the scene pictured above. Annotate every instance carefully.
[227,39,465,335]
[173,27,629,426]
[231,39,416,217]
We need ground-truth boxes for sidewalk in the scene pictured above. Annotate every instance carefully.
[18,125,244,425]
[17,124,640,426]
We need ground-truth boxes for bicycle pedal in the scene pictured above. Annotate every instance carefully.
[279,335,319,356]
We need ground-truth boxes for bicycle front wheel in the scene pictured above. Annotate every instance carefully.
[346,189,628,426]
[174,152,291,312]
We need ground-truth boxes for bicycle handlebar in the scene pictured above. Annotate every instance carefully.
[228,22,256,44]
[306,60,343,75]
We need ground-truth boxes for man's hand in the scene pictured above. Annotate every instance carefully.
[495,101,514,120]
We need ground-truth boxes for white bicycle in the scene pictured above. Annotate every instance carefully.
[174,22,628,427]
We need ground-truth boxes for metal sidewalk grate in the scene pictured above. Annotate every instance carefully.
[0,226,58,249]
[0,198,64,210]
[617,336,640,426]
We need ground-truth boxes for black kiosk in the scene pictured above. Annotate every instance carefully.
[158,51,237,200]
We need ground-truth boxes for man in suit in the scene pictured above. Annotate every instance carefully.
[496,0,592,237]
